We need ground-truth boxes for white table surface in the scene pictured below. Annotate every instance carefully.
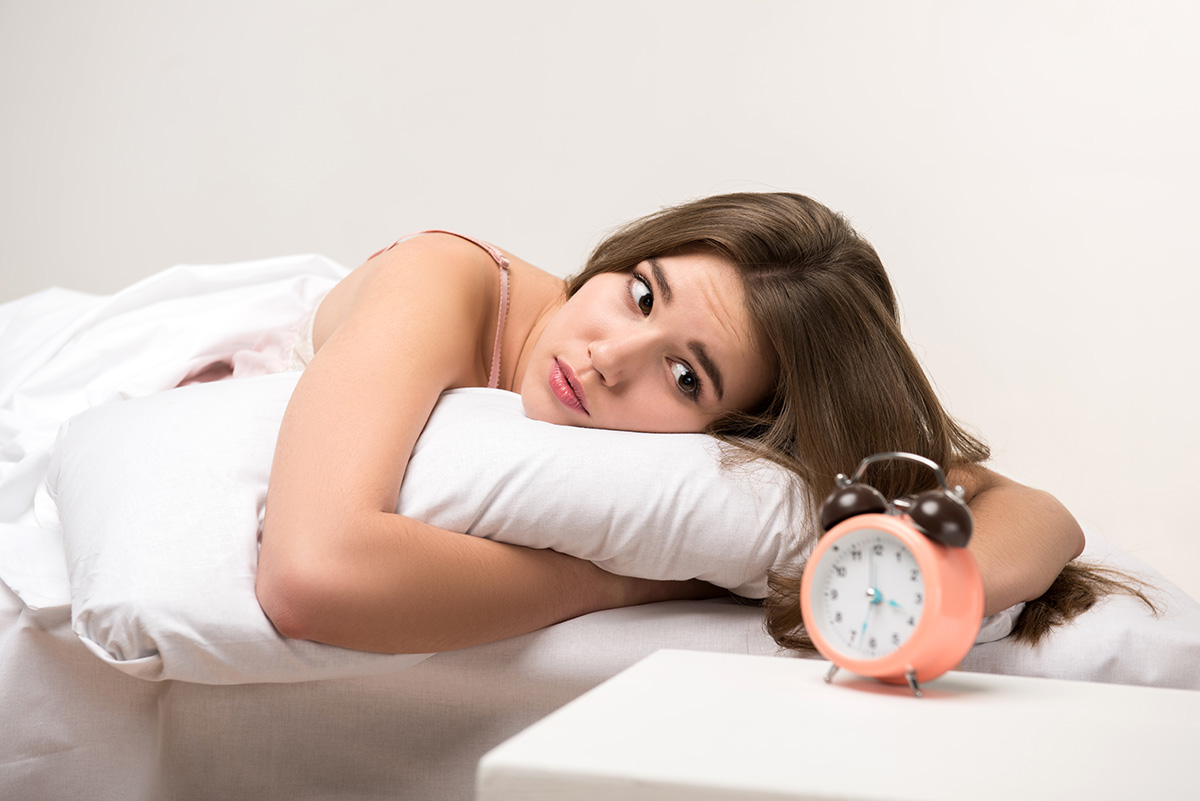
[477,649,1199,801]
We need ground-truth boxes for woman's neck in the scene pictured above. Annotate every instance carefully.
[493,255,568,394]
[508,293,563,393]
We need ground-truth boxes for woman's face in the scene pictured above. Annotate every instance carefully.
[520,252,774,433]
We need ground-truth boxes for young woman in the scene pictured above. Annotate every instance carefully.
[256,192,1090,655]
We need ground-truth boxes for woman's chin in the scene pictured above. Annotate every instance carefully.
[519,390,557,424]
[520,390,594,428]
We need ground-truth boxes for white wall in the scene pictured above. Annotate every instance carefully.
[3,1,1197,600]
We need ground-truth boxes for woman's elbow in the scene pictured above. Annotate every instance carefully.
[1036,487,1086,562]
[255,549,330,642]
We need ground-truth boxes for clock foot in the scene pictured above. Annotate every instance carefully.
[905,668,923,698]
[824,664,840,684]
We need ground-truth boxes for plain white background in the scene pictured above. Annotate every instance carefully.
[2,1,1197,601]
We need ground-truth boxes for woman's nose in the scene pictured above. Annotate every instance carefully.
[588,331,653,386]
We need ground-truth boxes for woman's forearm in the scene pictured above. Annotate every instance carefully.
[256,511,717,654]
[953,466,1086,616]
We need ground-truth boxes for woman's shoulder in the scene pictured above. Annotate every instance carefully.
[311,232,563,362]
[392,232,566,314]
[309,233,499,355]
[404,232,567,314]
[364,231,561,287]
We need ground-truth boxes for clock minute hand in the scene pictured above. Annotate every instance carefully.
[860,551,881,640]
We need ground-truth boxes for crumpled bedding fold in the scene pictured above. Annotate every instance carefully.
[0,254,346,610]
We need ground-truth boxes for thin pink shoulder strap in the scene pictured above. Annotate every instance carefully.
[368,230,511,389]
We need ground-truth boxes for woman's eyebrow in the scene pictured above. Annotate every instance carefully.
[688,340,724,401]
[647,257,724,401]
[647,258,673,303]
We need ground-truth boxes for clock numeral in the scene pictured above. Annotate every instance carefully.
[849,547,862,561]
[910,568,919,581]
[830,589,839,601]
[834,612,843,623]
[849,630,857,644]
[915,592,923,605]
[907,616,916,626]
[891,633,900,645]
[834,566,847,578]
[872,544,884,556]
[868,636,877,650]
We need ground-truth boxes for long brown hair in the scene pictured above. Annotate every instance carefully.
[572,192,1152,647]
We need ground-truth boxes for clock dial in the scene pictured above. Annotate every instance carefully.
[811,527,925,659]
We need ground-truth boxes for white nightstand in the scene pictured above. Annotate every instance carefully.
[477,649,1197,800]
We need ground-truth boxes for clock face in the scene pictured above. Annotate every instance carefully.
[810,526,926,660]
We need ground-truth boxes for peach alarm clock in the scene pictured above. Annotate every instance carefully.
[800,452,984,697]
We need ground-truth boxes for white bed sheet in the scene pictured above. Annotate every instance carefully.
[4,529,1199,801]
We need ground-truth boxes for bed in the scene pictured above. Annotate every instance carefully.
[2,257,1198,801]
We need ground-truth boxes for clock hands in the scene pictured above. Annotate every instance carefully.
[860,551,882,643]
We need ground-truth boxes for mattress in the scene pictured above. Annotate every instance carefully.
[0,579,780,801]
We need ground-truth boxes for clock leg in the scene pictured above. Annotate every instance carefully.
[824,664,840,684]
[905,668,923,698]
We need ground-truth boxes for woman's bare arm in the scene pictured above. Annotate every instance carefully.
[256,234,713,654]
[259,509,717,653]
[950,464,1086,616]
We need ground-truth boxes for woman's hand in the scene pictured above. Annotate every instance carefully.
[950,464,1086,616]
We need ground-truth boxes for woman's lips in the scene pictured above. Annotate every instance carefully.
[549,358,589,415]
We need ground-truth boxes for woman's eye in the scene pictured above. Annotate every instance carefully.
[671,362,701,399]
[630,274,653,314]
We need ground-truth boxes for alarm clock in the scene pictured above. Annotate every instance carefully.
[799,452,984,697]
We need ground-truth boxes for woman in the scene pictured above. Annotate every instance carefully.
[256,192,1088,655]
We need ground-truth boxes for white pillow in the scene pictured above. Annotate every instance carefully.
[962,530,1200,689]
[47,371,810,684]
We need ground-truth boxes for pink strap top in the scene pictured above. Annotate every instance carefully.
[369,230,511,389]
